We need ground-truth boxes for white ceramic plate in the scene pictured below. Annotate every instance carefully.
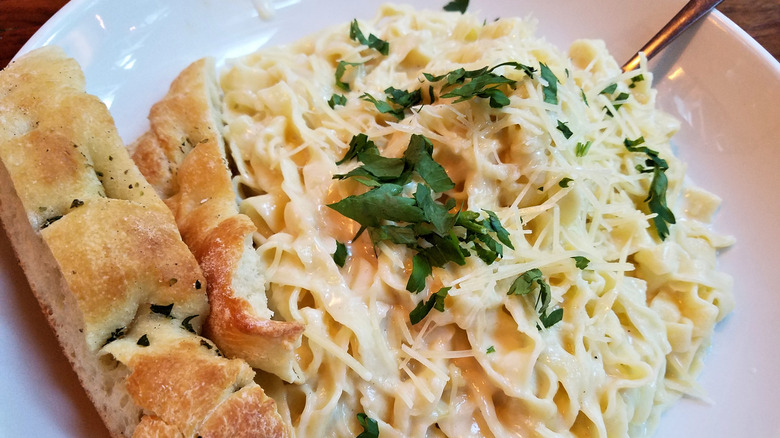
[3,0,779,436]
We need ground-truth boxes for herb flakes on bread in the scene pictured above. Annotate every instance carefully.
[129,58,305,384]
[0,46,288,437]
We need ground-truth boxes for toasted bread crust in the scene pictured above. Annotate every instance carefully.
[131,58,304,383]
[0,47,289,437]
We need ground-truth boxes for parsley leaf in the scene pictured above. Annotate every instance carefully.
[508,269,562,328]
[333,241,348,267]
[407,254,432,293]
[404,134,455,192]
[328,93,347,109]
[330,133,515,309]
[575,140,593,157]
[361,87,422,120]
[539,308,564,328]
[558,177,573,188]
[629,74,645,88]
[337,133,373,165]
[539,63,559,105]
[356,413,380,438]
[409,286,451,324]
[600,83,618,95]
[486,345,496,354]
[335,61,362,91]
[423,62,533,109]
[327,183,426,229]
[349,20,389,55]
[623,137,676,240]
[556,120,573,139]
[443,0,469,13]
[484,210,514,249]
[572,256,590,269]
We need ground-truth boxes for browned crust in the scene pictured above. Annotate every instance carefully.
[195,215,305,372]
[198,386,288,438]
[0,46,291,438]
[130,58,304,382]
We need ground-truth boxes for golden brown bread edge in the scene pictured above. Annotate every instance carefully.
[0,46,288,437]
[129,57,305,383]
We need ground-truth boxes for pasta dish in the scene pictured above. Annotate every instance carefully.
[218,4,734,436]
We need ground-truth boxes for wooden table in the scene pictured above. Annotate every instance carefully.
[1,0,779,69]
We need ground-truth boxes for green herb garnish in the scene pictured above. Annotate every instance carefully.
[629,74,645,88]
[556,120,573,139]
[349,20,389,55]
[623,137,676,240]
[443,0,469,13]
[329,133,515,321]
[600,83,618,95]
[409,286,451,325]
[335,61,362,91]
[572,256,590,269]
[361,87,423,120]
[333,241,348,267]
[423,62,534,109]
[356,413,380,438]
[539,63,559,105]
[575,140,593,157]
[508,268,562,328]
[558,177,573,188]
[328,93,347,109]
[486,345,496,354]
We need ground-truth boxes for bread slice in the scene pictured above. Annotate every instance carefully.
[0,46,288,437]
[129,58,305,383]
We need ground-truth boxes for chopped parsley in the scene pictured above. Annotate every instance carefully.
[558,177,573,188]
[629,74,645,88]
[329,133,515,323]
[328,93,347,109]
[361,87,422,120]
[356,413,380,438]
[507,268,562,328]
[575,140,593,157]
[335,61,362,91]
[572,256,590,269]
[409,286,451,325]
[349,20,390,55]
[333,241,348,267]
[556,120,573,139]
[423,62,535,109]
[486,345,496,354]
[623,137,676,240]
[443,0,469,13]
[599,83,618,95]
[539,63,559,105]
